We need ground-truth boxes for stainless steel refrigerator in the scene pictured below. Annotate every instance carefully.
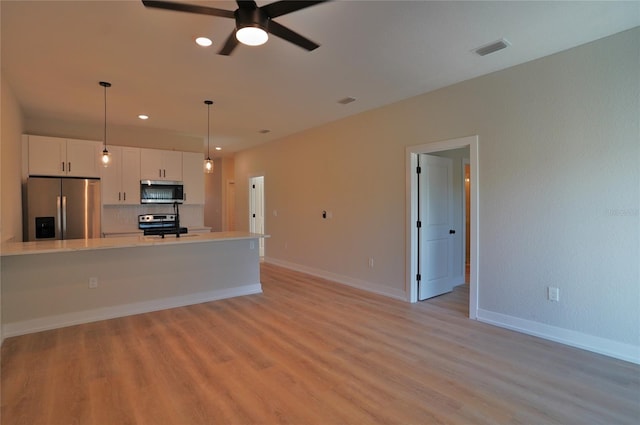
[25,177,101,241]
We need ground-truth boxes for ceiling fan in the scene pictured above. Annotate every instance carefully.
[142,0,329,55]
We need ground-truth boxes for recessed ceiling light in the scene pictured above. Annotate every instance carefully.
[195,37,212,47]
[215,147,222,151]
[138,114,149,120]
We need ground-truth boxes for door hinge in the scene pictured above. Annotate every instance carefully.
[416,220,422,228]
[416,274,421,281]
[416,166,421,174]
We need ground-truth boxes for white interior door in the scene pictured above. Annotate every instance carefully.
[419,154,455,300]
[249,176,265,257]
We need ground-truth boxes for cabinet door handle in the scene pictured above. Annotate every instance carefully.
[68,162,71,173]
[163,169,166,178]
[159,169,162,178]
[62,162,65,172]
[123,192,126,201]
[118,192,121,201]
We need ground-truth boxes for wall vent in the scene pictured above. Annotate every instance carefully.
[337,96,356,105]
[474,39,510,56]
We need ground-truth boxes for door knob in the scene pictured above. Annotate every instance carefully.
[449,229,456,234]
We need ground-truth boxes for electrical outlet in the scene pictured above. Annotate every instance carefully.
[548,286,559,302]
[368,257,374,268]
[89,277,98,289]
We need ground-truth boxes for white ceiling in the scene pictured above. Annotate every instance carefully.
[2,1,638,154]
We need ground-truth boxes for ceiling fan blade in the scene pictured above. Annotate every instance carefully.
[236,0,258,10]
[218,31,240,56]
[261,0,329,19]
[142,0,235,19]
[268,20,320,51]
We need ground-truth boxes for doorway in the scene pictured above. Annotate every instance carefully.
[463,160,471,284]
[225,180,235,231]
[249,176,265,257]
[406,135,478,319]
[417,153,457,300]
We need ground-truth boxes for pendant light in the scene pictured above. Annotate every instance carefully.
[99,81,112,167]
[204,100,214,174]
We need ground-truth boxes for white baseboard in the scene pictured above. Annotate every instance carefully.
[264,257,407,301]
[477,309,640,365]
[2,283,263,338]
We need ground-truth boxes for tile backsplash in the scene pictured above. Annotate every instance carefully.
[102,204,204,233]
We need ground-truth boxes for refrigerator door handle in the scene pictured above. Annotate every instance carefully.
[56,196,63,237]
[62,195,67,239]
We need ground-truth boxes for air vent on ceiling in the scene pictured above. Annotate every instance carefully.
[474,39,511,57]
[338,96,356,105]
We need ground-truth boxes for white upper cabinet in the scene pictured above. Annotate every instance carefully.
[28,136,65,176]
[101,146,141,205]
[182,152,205,205]
[140,148,182,181]
[28,135,101,178]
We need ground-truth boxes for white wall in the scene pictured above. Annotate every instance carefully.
[25,117,203,153]
[1,72,26,346]
[234,29,640,362]
[1,74,24,242]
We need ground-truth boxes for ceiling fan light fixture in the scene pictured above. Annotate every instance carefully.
[143,0,328,55]
[235,8,269,47]
[236,26,268,46]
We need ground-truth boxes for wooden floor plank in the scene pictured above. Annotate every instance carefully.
[2,262,639,424]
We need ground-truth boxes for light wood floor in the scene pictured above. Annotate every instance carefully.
[2,263,639,424]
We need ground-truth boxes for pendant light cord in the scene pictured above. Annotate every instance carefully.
[205,100,213,160]
[103,85,107,149]
[99,81,111,151]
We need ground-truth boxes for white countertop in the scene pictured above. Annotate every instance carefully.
[0,232,267,257]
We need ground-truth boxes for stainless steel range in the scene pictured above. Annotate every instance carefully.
[138,214,187,237]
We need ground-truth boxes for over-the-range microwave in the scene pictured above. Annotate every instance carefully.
[140,180,184,204]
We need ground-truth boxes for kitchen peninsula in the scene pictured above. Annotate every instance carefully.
[1,232,266,338]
